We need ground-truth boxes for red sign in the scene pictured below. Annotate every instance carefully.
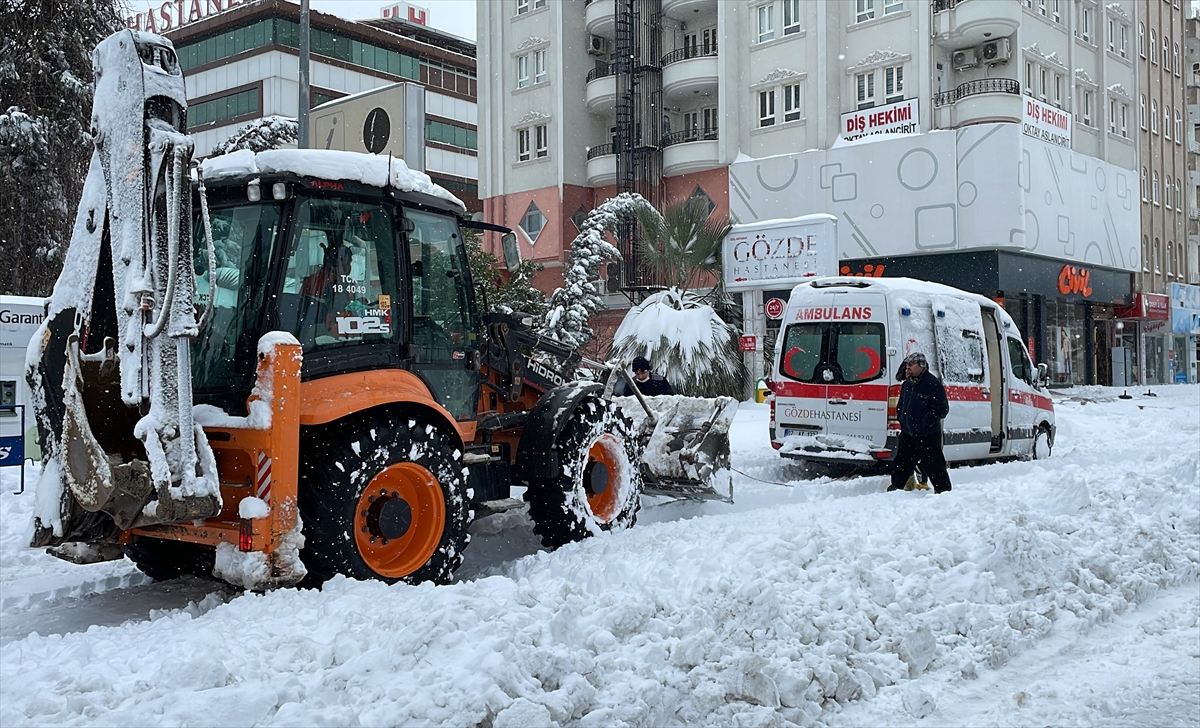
[1115,292,1170,320]
[838,263,886,278]
[765,298,786,319]
[1057,265,1093,297]
[739,335,758,352]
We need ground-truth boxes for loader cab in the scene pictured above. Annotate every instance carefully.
[190,175,481,421]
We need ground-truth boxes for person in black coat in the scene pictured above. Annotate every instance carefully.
[615,356,675,396]
[888,352,953,494]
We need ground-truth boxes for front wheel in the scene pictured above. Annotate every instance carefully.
[1033,426,1053,460]
[297,411,471,586]
[526,397,643,549]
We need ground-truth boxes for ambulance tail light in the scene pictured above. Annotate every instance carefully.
[886,384,901,434]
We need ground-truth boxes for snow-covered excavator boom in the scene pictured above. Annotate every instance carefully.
[28,30,220,547]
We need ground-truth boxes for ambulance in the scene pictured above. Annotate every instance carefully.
[767,277,1055,469]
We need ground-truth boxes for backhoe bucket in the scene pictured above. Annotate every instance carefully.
[618,395,737,502]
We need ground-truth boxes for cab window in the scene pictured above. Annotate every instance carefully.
[1007,337,1032,385]
[277,198,397,351]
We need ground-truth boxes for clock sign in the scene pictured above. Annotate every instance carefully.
[363,107,391,154]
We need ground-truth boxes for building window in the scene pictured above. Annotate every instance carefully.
[1119,23,1128,58]
[703,107,719,135]
[1166,177,1173,208]
[1141,95,1148,129]
[1141,167,1148,200]
[1107,18,1116,52]
[1164,39,1170,69]
[1081,89,1093,126]
[856,71,876,109]
[1150,29,1157,64]
[1138,23,1145,57]
[1025,61,1035,97]
[520,201,545,242]
[1177,178,1183,211]
[758,4,775,42]
[187,87,259,129]
[1152,99,1158,134]
[1038,0,1047,16]
[516,0,529,15]
[1039,68,1048,100]
[885,65,904,103]
[1120,103,1128,137]
[1153,238,1161,273]
[1051,0,1061,23]
[1175,43,1181,76]
[1153,171,1160,205]
[759,89,776,126]
[1080,6,1091,43]
[517,127,531,161]
[884,0,904,15]
[856,0,875,23]
[517,54,530,88]
[535,124,548,158]
[534,0,545,7]
[1165,105,1171,140]
[1053,73,1063,107]
[784,83,802,121]
[534,49,546,84]
[1177,111,1184,142]
[783,0,802,35]
[1168,242,1175,277]
[424,119,478,150]
[1142,235,1150,271]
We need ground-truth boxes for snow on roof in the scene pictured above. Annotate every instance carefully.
[789,276,1020,329]
[200,149,465,212]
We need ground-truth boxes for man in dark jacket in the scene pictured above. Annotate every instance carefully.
[888,352,952,494]
[615,356,675,396]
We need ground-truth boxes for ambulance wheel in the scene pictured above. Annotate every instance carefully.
[125,536,215,582]
[297,410,470,587]
[1033,425,1053,460]
[525,397,643,549]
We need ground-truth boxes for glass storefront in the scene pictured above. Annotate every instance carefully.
[1045,300,1088,386]
[1144,334,1168,385]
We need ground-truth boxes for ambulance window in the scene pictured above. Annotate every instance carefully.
[1007,337,1031,384]
[836,323,885,384]
[779,323,823,382]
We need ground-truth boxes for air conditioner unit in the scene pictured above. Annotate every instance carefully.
[951,47,979,70]
[980,38,1011,65]
[587,35,609,56]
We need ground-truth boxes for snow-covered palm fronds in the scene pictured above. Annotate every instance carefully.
[611,288,747,398]
[208,116,298,157]
[540,192,652,348]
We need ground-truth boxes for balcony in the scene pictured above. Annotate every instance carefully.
[661,44,719,102]
[586,143,617,186]
[661,128,720,176]
[932,0,1021,50]
[662,0,715,21]
[933,78,1022,126]
[585,62,617,112]
[585,0,615,39]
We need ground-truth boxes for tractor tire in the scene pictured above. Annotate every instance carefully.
[297,411,470,587]
[525,396,643,549]
[125,536,216,582]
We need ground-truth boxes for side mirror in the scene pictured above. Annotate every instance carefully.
[1036,362,1048,386]
[501,232,521,273]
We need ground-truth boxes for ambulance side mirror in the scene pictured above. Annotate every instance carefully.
[1036,362,1049,388]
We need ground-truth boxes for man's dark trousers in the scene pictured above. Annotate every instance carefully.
[889,432,952,493]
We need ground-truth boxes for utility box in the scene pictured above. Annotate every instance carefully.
[310,82,425,170]
[1,295,45,460]
[1111,346,1132,387]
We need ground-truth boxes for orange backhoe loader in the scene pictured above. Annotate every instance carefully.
[27,30,735,589]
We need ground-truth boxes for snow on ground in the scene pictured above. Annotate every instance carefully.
[0,385,1197,727]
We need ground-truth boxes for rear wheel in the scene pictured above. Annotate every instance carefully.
[1033,426,1052,460]
[298,411,470,586]
[526,397,643,549]
[125,536,215,582]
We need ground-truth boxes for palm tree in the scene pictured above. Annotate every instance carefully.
[610,198,747,398]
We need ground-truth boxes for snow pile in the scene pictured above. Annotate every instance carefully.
[207,116,298,157]
[0,387,1196,726]
[200,149,464,210]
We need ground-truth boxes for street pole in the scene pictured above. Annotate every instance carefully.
[297,0,310,149]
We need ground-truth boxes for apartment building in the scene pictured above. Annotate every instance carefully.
[478,0,1140,383]
[1130,0,1188,384]
[1176,13,1200,383]
[135,0,482,209]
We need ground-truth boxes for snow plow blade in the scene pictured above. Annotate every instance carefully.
[618,395,737,502]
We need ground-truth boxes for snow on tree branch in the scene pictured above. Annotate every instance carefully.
[207,115,298,157]
[539,192,655,348]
